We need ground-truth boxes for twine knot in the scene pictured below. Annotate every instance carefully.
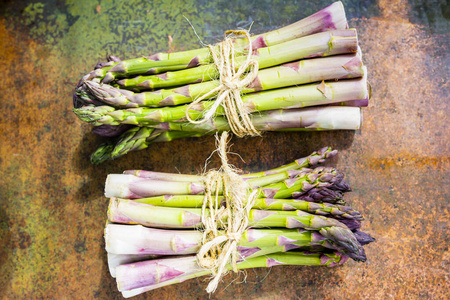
[197,132,258,293]
[185,30,261,137]
[225,232,242,241]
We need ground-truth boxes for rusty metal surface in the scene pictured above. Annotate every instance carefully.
[0,0,449,299]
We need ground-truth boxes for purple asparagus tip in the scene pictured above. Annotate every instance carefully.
[92,124,134,137]
[353,231,376,245]
[94,55,122,69]
[338,219,361,231]
[108,55,122,62]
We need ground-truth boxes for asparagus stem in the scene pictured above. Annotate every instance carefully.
[124,146,337,181]
[116,251,348,295]
[245,146,337,178]
[115,29,358,90]
[107,252,158,278]
[105,224,342,256]
[105,165,348,199]
[132,195,362,220]
[122,165,305,184]
[82,52,365,108]
[149,105,363,132]
[85,1,348,83]
[106,197,349,231]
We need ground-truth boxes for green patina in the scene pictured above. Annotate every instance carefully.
[13,0,338,68]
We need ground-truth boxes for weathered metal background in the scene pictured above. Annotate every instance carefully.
[0,0,448,299]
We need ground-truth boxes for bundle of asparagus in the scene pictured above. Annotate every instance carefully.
[105,147,374,297]
[72,1,370,164]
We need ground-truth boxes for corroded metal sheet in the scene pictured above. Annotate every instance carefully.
[0,0,448,299]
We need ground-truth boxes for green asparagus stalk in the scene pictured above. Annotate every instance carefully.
[107,198,347,230]
[124,146,337,181]
[115,29,358,90]
[82,53,364,108]
[132,195,362,220]
[116,251,348,296]
[245,146,338,178]
[86,1,348,83]
[124,166,309,186]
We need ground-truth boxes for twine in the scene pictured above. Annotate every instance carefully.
[196,132,258,293]
[185,30,261,137]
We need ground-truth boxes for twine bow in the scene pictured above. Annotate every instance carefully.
[185,30,261,137]
[196,132,258,293]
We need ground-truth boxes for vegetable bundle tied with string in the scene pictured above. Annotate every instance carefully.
[104,144,375,297]
[72,1,370,164]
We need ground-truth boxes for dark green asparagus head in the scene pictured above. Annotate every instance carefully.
[320,226,367,262]
[91,142,114,165]
[73,105,116,124]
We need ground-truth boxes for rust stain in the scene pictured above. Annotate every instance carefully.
[377,0,410,22]
[368,154,450,169]
[0,20,20,64]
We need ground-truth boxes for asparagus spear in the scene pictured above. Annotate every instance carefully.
[149,103,364,133]
[115,29,358,90]
[107,228,374,277]
[131,195,361,220]
[106,197,348,231]
[116,251,349,295]
[124,146,337,181]
[105,165,348,199]
[124,167,309,186]
[86,1,348,83]
[105,224,348,256]
[245,146,337,178]
[81,53,365,108]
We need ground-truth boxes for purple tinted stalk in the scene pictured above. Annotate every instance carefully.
[105,166,349,201]
[104,174,205,199]
[106,167,314,199]
[105,224,345,256]
[124,147,336,182]
[116,251,348,294]
[108,252,158,278]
